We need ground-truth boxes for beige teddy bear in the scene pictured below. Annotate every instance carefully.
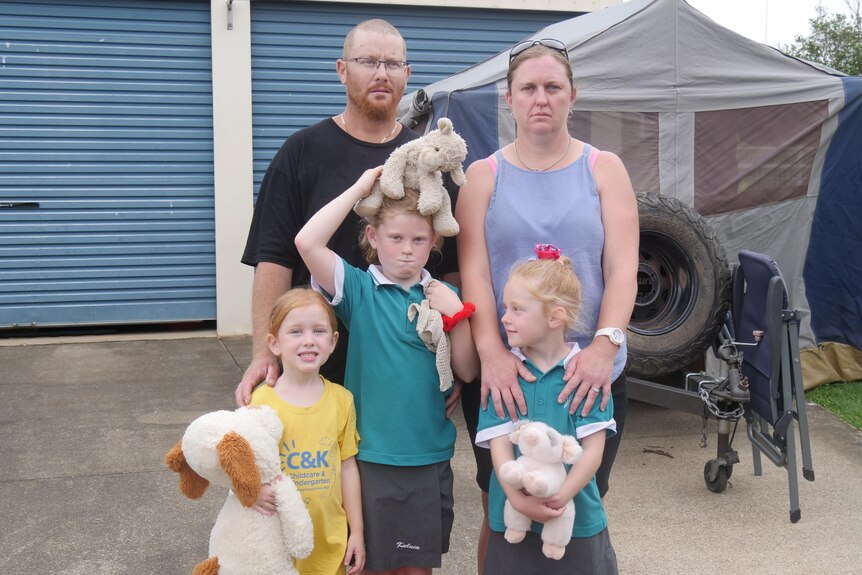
[354,117,467,237]
[498,420,583,560]
[165,405,314,575]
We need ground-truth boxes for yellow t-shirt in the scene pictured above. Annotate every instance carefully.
[251,379,360,575]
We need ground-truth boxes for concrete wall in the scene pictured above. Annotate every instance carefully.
[211,0,255,336]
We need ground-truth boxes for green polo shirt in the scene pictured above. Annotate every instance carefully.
[476,345,616,538]
[318,256,456,466]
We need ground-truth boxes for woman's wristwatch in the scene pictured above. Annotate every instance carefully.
[594,327,625,346]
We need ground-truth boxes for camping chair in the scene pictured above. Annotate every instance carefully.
[733,250,815,523]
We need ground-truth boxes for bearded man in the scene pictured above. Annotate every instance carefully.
[237,19,421,397]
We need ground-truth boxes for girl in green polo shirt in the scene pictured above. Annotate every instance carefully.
[476,246,618,575]
[295,166,479,574]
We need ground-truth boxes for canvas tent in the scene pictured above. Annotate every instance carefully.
[400,0,862,384]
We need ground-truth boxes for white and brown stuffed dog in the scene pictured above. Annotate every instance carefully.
[165,405,313,575]
[354,117,467,237]
[498,420,583,560]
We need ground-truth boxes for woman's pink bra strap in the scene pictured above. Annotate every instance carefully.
[485,153,498,176]
[589,146,600,172]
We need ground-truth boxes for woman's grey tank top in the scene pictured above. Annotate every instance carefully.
[484,144,627,379]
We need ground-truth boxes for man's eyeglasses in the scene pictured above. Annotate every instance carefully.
[508,38,569,64]
[343,57,409,72]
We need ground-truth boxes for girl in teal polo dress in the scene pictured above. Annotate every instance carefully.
[475,249,618,575]
[295,166,479,573]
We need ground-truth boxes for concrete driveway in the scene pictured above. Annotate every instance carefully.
[1,334,860,574]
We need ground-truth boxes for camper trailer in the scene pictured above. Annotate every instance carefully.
[397,0,862,518]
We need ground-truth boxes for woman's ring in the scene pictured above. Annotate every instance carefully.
[590,386,601,394]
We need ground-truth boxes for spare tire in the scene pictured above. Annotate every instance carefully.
[627,193,731,378]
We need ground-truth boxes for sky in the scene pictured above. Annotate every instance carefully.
[681,0,855,47]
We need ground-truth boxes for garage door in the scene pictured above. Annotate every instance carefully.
[0,0,215,328]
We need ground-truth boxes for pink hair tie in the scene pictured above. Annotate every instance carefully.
[535,243,561,261]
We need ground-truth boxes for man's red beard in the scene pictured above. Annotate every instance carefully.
[347,80,402,122]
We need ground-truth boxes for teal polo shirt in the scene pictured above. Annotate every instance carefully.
[315,256,456,466]
[476,345,616,538]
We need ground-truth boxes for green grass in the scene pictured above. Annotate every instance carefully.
[806,380,862,431]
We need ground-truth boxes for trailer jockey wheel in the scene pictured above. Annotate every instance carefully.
[704,459,730,493]
[628,193,731,378]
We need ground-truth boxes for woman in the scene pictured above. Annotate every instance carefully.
[456,38,639,504]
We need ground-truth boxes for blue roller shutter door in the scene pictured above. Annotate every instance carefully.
[0,0,214,328]
[250,2,573,198]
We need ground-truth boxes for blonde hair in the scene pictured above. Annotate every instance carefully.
[506,45,574,91]
[343,19,406,59]
[268,288,338,338]
[508,254,582,331]
[358,187,443,265]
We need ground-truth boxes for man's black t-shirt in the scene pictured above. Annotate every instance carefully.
[242,117,458,383]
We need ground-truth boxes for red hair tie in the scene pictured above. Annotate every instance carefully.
[535,243,561,260]
[442,302,475,333]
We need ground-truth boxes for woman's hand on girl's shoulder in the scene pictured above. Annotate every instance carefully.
[560,341,615,416]
[480,346,533,419]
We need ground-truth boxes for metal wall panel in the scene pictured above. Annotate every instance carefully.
[0,0,215,328]
[250,1,574,197]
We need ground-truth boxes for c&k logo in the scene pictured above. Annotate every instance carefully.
[287,450,329,469]
[282,439,330,470]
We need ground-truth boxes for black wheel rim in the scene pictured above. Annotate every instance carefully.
[630,231,698,336]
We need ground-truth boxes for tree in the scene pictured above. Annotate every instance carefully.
[781,1,862,75]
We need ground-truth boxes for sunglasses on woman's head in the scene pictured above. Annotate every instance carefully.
[508,38,569,64]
